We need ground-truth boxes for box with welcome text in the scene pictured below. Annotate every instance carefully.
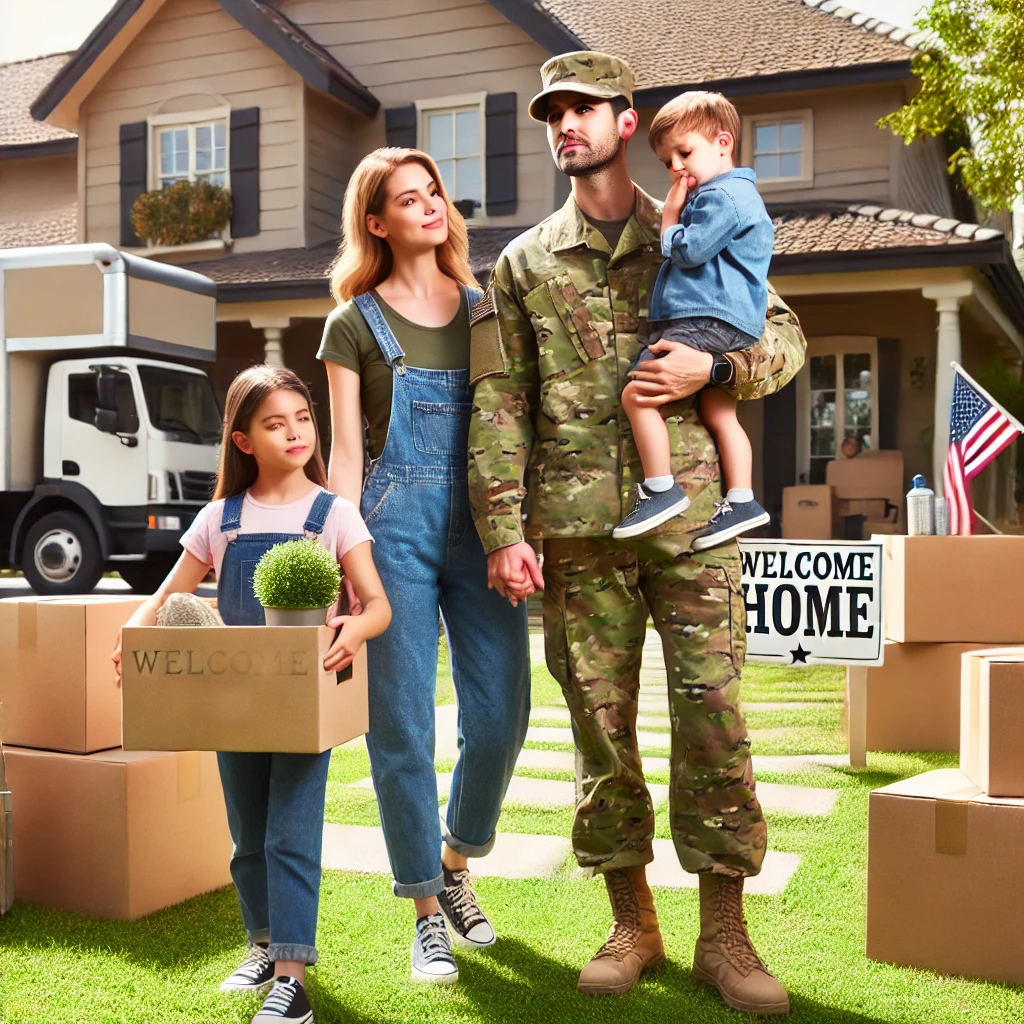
[121,626,368,753]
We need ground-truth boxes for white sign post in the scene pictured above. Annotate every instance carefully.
[739,539,885,769]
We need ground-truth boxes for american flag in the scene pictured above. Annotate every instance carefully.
[944,364,1023,535]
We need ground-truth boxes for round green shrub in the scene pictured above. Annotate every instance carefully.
[131,179,232,246]
[252,539,341,610]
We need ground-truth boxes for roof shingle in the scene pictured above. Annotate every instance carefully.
[0,54,76,149]
[0,205,78,248]
[538,0,914,91]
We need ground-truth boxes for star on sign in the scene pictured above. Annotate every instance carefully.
[790,644,810,664]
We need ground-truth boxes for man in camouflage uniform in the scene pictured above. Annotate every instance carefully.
[467,52,804,1014]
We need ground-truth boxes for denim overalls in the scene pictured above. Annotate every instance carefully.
[353,289,531,898]
[215,488,337,964]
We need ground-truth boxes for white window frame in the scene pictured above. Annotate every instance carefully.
[147,106,231,193]
[796,336,879,485]
[416,92,487,223]
[741,109,813,190]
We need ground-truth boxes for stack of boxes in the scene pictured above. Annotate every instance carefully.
[865,536,1024,984]
[0,595,231,919]
[845,535,1024,763]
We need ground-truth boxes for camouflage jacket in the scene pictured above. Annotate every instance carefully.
[468,187,806,554]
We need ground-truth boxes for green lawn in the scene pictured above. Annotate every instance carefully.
[2,652,1022,1022]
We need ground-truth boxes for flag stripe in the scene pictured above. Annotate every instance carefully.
[965,426,1018,478]
[963,409,1006,461]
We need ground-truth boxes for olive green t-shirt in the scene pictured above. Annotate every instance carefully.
[317,287,470,459]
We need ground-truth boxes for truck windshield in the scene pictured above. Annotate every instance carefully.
[138,366,222,445]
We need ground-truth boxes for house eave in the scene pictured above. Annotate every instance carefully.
[216,279,331,302]
[486,0,585,53]
[0,137,78,161]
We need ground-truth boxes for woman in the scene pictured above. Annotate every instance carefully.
[317,148,530,985]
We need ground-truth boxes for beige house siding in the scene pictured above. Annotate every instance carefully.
[0,154,77,244]
[279,0,555,227]
[304,88,358,248]
[81,0,305,251]
[631,82,927,210]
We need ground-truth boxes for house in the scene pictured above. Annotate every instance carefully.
[4,0,1023,531]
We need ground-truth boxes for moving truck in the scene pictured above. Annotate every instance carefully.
[0,244,220,594]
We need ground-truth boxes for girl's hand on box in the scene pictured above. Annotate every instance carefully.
[324,615,366,672]
[112,629,123,687]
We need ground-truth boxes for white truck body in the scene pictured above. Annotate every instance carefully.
[0,243,220,593]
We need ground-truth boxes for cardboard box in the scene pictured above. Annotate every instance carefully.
[960,649,1024,796]
[883,535,1024,642]
[122,626,368,753]
[0,596,143,753]
[846,641,995,755]
[782,485,833,539]
[3,745,231,919]
[868,768,1024,984]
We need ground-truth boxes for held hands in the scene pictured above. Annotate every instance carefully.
[324,614,366,672]
[628,343,714,407]
[487,541,544,608]
[661,173,698,237]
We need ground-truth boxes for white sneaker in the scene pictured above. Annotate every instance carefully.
[220,943,274,992]
[411,912,459,984]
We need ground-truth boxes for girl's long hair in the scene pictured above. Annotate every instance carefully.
[213,365,328,500]
[329,147,478,302]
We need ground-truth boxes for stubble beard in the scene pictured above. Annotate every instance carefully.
[555,134,623,179]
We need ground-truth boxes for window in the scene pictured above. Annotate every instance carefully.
[798,338,878,484]
[68,372,137,432]
[418,94,486,216]
[157,121,227,189]
[741,110,813,187]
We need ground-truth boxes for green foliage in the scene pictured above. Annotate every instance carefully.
[252,539,340,610]
[878,0,1024,211]
[131,179,232,246]
[976,358,1024,422]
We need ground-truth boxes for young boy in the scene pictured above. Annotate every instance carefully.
[613,91,774,549]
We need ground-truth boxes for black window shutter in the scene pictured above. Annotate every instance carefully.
[877,338,901,451]
[230,107,260,238]
[119,122,147,247]
[485,92,517,216]
[761,383,797,535]
[385,105,417,149]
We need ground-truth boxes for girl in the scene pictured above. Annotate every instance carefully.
[113,365,391,1024]
[317,149,530,984]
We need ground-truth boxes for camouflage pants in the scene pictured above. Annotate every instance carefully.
[541,535,766,878]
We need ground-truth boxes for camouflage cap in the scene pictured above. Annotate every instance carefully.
[528,51,635,122]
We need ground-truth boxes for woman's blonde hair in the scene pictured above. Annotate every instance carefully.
[330,147,478,302]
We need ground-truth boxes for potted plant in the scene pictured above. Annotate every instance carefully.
[131,179,232,247]
[252,539,341,626]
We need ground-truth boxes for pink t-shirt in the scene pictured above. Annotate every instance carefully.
[181,487,372,578]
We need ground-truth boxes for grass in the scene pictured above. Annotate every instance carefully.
[3,646,1023,1022]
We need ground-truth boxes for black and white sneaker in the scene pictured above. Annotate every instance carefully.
[250,976,313,1023]
[438,867,496,948]
[220,943,274,992]
[612,483,690,539]
[691,499,771,551]
[411,912,459,984]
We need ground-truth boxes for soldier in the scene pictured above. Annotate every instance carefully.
[467,53,805,1015]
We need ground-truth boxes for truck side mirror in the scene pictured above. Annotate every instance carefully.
[93,369,140,442]
[94,408,119,434]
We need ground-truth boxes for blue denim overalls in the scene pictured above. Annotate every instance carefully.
[215,487,336,964]
[352,289,531,898]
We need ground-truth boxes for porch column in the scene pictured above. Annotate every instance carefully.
[249,316,292,368]
[923,283,973,495]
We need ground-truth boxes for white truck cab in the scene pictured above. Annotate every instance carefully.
[0,243,220,594]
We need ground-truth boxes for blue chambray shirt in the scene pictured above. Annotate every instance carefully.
[649,167,774,340]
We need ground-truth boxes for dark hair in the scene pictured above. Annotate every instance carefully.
[213,364,328,500]
[608,95,632,118]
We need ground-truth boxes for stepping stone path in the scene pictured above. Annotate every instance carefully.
[330,629,847,891]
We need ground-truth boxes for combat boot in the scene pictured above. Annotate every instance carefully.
[577,865,665,995]
[692,873,790,1014]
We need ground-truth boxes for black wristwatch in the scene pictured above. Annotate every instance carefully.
[710,353,735,386]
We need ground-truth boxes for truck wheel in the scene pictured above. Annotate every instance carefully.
[118,555,178,594]
[22,510,105,595]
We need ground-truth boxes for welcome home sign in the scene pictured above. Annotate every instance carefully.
[739,540,884,666]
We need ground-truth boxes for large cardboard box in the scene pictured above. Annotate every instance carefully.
[882,535,1024,642]
[868,768,1024,984]
[3,745,231,919]
[122,626,368,753]
[960,649,1024,796]
[782,485,833,539]
[846,640,994,755]
[0,595,143,753]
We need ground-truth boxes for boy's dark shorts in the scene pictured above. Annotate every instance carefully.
[633,316,758,369]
